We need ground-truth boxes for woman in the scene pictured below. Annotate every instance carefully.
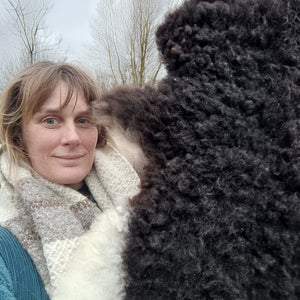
[0,61,140,299]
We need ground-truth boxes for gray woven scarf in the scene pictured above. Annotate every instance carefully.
[0,144,140,296]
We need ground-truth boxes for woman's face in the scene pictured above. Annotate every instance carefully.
[23,81,98,190]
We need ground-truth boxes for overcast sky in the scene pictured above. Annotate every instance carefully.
[49,0,101,60]
[0,0,182,63]
[0,0,100,62]
[46,0,99,61]
[0,0,181,87]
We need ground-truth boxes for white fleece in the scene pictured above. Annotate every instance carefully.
[51,202,130,300]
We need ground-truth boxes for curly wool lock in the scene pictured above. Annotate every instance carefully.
[93,0,300,299]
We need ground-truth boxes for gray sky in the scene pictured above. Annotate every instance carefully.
[0,0,99,62]
[46,0,99,61]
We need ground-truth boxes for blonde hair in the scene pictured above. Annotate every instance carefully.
[0,61,106,173]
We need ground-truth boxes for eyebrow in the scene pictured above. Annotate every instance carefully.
[35,108,92,115]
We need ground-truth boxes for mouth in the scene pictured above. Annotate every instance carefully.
[53,155,85,165]
[55,155,84,160]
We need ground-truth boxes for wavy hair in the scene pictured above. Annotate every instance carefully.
[0,61,106,175]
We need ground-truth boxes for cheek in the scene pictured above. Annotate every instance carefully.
[82,129,99,150]
[24,128,59,156]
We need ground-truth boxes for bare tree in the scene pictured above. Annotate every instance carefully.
[130,0,161,86]
[89,0,182,90]
[3,0,60,72]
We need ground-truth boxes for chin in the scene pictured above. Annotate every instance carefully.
[51,173,87,189]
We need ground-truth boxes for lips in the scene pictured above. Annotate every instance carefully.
[53,154,85,166]
[55,155,84,160]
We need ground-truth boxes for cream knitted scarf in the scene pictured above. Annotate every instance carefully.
[0,144,140,299]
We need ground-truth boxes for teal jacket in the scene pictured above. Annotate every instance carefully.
[0,227,49,300]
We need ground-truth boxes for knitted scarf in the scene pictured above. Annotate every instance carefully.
[0,144,140,299]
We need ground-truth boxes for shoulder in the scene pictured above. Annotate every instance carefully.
[0,226,16,243]
[0,228,17,299]
[0,226,23,255]
[0,255,16,300]
[0,227,49,300]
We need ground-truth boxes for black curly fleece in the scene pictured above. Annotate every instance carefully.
[94,0,300,299]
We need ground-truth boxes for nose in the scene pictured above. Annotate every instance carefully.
[61,122,81,146]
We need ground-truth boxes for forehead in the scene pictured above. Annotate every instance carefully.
[39,82,90,112]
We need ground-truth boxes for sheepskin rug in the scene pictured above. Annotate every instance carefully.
[93,0,300,298]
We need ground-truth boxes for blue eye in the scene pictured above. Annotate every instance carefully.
[45,118,56,124]
[77,118,94,127]
[77,119,88,124]
[43,118,57,126]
